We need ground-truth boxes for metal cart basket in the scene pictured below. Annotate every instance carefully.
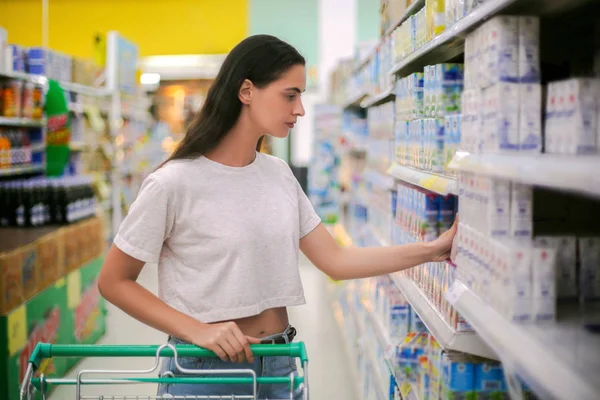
[20,342,309,400]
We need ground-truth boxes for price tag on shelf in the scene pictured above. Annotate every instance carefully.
[445,281,467,306]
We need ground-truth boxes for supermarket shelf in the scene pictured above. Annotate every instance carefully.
[365,168,396,190]
[60,81,110,97]
[448,281,600,400]
[383,0,425,37]
[451,152,600,198]
[360,86,395,108]
[68,102,85,114]
[389,0,521,77]
[387,163,458,195]
[390,274,496,360]
[0,163,45,177]
[347,301,389,400]
[343,91,368,109]
[0,117,45,127]
[332,301,362,396]
[0,70,48,86]
[31,143,45,152]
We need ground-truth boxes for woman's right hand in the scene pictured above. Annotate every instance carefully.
[189,321,261,363]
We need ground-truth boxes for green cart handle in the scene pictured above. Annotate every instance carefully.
[29,342,309,370]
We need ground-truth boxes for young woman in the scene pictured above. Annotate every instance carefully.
[98,34,457,399]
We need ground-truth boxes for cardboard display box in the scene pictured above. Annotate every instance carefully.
[0,256,106,400]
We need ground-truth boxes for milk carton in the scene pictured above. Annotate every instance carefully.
[535,236,578,300]
[563,78,599,154]
[510,183,533,239]
[483,16,519,88]
[486,178,511,238]
[483,83,519,152]
[519,83,542,152]
[518,16,541,84]
[531,247,557,321]
[579,237,600,302]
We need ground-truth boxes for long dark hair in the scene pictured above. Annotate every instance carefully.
[166,35,305,163]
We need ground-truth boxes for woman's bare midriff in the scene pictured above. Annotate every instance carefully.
[215,307,290,338]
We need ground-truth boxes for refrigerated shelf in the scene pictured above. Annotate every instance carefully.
[447,281,600,400]
[451,152,600,198]
[387,163,458,195]
[390,274,496,359]
[360,86,395,108]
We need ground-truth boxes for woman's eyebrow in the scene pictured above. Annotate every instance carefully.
[284,87,304,93]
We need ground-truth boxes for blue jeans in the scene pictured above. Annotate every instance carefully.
[157,336,304,399]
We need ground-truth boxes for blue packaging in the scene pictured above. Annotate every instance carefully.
[442,354,476,399]
[439,195,456,233]
[8,45,26,72]
[474,362,508,399]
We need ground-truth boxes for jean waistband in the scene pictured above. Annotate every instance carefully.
[168,324,295,344]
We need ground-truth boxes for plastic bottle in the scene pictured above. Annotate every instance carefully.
[0,129,11,168]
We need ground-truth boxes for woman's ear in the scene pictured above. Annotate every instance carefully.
[239,79,253,105]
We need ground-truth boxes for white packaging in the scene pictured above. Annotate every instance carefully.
[483,83,520,152]
[506,245,533,322]
[562,78,599,154]
[544,82,559,153]
[535,236,578,300]
[579,237,600,302]
[0,26,7,74]
[483,16,519,88]
[486,178,511,238]
[510,183,533,239]
[519,83,542,152]
[531,247,557,321]
[518,16,541,84]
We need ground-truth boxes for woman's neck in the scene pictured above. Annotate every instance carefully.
[205,114,260,167]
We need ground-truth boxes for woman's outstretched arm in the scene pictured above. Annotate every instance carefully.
[300,221,456,281]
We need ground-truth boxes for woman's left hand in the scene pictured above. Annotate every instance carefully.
[430,217,458,262]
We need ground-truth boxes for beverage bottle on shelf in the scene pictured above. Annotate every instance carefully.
[22,130,31,164]
[0,183,9,226]
[41,179,51,224]
[14,181,25,227]
[0,129,11,168]
[23,180,35,227]
[49,179,65,224]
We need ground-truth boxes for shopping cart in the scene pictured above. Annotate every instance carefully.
[20,342,309,400]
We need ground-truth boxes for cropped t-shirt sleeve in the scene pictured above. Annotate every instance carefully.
[295,176,321,238]
[114,176,174,263]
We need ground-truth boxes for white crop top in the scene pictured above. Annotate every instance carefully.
[114,152,321,323]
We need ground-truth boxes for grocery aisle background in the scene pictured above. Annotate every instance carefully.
[49,256,359,400]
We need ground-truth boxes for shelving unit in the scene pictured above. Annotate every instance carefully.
[0,70,48,86]
[361,86,395,108]
[387,163,458,195]
[382,0,426,38]
[0,117,46,127]
[451,152,600,198]
[0,163,45,177]
[390,275,496,360]
[448,281,600,400]
[343,91,369,109]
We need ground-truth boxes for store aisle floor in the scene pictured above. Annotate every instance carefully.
[50,256,358,400]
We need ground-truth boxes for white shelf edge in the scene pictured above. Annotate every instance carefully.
[0,117,45,127]
[0,163,45,177]
[31,143,46,152]
[390,274,496,359]
[0,70,48,86]
[453,153,600,198]
[383,0,426,37]
[449,281,599,400]
[360,86,395,108]
[389,0,520,76]
[387,163,459,195]
[60,81,111,97]
[343,91,369,109]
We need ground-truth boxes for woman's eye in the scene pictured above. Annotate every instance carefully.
[286,95,296,101]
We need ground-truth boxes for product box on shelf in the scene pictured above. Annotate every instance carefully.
[0,256,106,400]
[0,276,70,400]
[544,78,599,155]
[0,27,7,73]
[531,246,557,321]
[0,243,39,315]
[35,228,66,292]
[441,352,475,400]
[579,237,600,303]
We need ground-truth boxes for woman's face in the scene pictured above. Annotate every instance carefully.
[249,64,306,138]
